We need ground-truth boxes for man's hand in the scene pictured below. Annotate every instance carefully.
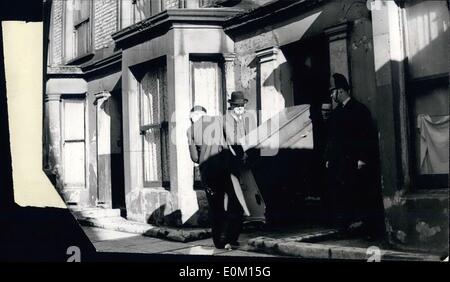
[357,160,366,169]
[241,152,249,165]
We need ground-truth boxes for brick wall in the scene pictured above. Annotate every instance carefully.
[51,0,64,65]
[94,0,118,50]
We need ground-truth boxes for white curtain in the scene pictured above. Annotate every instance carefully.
[417,114,449,174]
[141,68,166,182]
[192,61,221,116]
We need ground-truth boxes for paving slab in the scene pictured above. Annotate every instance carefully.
[163,246,230,256]
[81,226,140,243]
[93,237,193,254]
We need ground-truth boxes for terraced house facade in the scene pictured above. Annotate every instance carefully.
[44,0,449,254]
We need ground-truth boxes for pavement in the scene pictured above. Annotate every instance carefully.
[81,224,444,261]
[82,226,281,257]
[75,210,443,261]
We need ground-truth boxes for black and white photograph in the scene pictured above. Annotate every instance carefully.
[1,0,448,265]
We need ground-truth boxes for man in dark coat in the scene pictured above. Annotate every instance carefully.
[187,105,246,250]
[324,73,376,236]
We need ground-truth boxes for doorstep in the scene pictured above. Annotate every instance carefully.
[77,216,211,243]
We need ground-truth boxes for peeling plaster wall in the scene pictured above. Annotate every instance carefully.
[384,190,449,254]
[232,0,377,120]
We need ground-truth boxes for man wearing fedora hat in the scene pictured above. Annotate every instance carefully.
[219,90,258,248]
[324,73,379,238]
[187,103,251,250]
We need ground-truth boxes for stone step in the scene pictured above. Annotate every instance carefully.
[78,216,212,243]
[71,208,121,220]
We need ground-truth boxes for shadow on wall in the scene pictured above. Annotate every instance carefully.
[146,190,211,228]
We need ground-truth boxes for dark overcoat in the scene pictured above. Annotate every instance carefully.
[324,98,376,225]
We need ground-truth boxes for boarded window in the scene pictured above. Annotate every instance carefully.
[62,99,86,188]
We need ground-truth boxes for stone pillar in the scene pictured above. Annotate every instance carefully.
[371,0,411,248]
[167,51,199,225]
[44,93,62,190]
[122,67,144,221]
[324,22,352,109]
[255,46,285,124]
[222,53,236,111]
[94,91,112,207]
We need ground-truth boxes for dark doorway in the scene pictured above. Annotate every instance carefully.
[96,86,125,209]
[281,35,331,196]
[251,36,332,227]
[109,87,125,209]
[282,36,330,106]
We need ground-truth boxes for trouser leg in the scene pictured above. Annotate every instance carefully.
[223,175,244,244]
[204,186,226,248]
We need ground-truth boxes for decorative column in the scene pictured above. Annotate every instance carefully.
[255,46,285,124]
[222,53,236,110]
[44,93,62,190]
[94,91,112,207]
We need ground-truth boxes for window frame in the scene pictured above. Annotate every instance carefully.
[402,0,450,190]
[72,0,93,59]
[406,73,449,190]
[137,61,170,189]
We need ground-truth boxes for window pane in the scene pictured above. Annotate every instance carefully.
[416,114,449,175]
[75,21,90,56]
[140,64,169,185]
[143,128,162,182]
[191,61,222,116]
[141,70,161,125]
[74,0,90,24]
[80,0,90,20]
[405,0,449,79]
[134,0,152,22]
[412,83,449,176]
[64,100,85,141]
[64,141,86,187]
